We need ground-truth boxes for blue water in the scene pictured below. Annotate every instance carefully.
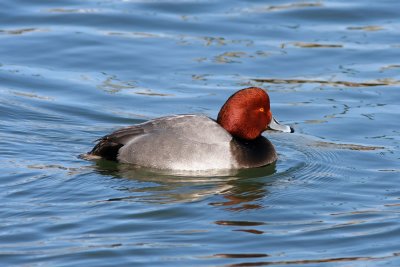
[1,0,400,266]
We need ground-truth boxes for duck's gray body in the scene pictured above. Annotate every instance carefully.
[90,115,277,170]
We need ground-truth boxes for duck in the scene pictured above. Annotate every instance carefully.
[88,87,293,171]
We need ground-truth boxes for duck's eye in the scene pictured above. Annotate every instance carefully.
[259,107,264,112]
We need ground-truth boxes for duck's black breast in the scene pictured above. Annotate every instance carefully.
[230,136,277,168]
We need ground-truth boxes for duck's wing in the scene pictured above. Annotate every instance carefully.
[117,115,235,170]
[88,126,140,160]
[89,117,166,160]
[89,115,231,161]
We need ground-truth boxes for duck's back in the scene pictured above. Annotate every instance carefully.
[91,115,237,170]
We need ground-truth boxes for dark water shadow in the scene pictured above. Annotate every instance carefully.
[91,159,277,205]
[253,77,399,87]
[218,252,400,267]
[92,158,277,178]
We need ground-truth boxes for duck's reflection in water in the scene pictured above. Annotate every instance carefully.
[93,159,277,208]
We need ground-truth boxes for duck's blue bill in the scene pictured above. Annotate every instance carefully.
[268,116,294,133]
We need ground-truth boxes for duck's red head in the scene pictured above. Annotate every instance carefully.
[217,87,273,140]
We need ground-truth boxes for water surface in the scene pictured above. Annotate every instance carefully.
[1,0,400,266]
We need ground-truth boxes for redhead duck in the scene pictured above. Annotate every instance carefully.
[88,87,293,170]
